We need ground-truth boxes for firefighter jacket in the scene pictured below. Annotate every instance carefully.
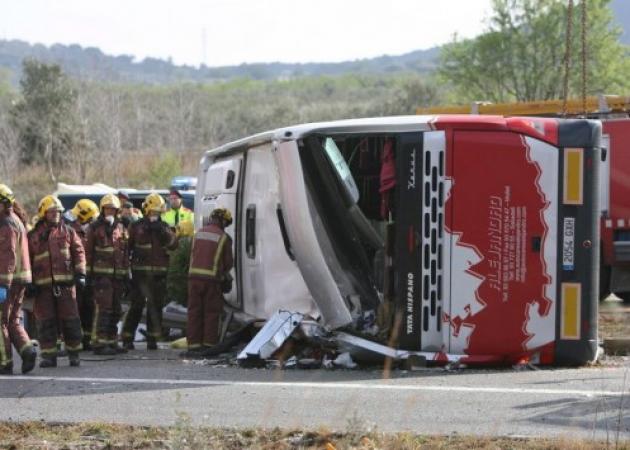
[28,221,86,286]
[64,218,88,246]
[0,211,32,288]
[128,218,177,275]
[161,206,194,228]
[85,217,129,279]
[188,224,233,281]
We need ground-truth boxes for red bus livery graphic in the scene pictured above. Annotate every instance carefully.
[445,131,555,357]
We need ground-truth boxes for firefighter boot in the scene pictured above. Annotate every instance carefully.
[69,351,80,367]
[93,345,117,356]
[0,362,12,375]
[81,335,92,351]
[179,347,204,359]
[21,346,37,374]
[200,341,231,358]
[110,343,128,354]
[122,340,135,351]
[146,337,157,350]
[39,355,57,368]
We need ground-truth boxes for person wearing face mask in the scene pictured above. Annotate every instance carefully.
[117,191,143,227]
[28,195,86,368]
[86,194,129,355]
[120,201,142,227]
[122,193,177,350]
[63,198,99,351]
[0,184,36,375]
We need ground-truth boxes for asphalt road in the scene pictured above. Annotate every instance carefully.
[1,345,630,440]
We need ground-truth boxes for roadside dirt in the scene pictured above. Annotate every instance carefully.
[0,421,626,450]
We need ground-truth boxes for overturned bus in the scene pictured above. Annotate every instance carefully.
[196,115,601,365]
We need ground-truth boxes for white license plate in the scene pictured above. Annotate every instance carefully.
[563,217,575,270]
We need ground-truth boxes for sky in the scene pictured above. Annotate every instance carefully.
[1,0,494,67]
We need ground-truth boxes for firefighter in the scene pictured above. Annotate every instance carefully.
[122,193,177,350]
[161,189,193,228]
[118,190,143,227]
[166,220,194,307]
[86,194,129,355]
[28,195,86,368]
[0,184,37,375]
[183,208,233,358]
[120,201,142,227]
[63,198,99,350]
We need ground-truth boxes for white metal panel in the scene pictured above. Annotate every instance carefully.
[275,140,353,328]
[523,136,558,350]
[239,144,318,320]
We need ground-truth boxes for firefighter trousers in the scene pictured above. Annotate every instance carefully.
[0,285,32,367]
[34,285,82,356]
[187,279,223,348]
[122,274,166,343]
[92,276,124,347]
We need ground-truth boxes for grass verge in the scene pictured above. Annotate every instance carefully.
[0,421,628,450]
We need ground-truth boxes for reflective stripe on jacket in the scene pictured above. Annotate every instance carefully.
[86,218,129,278]
[0,211,32,287]
[129,218,177,274]
[188,224,233,281]
[28,221,86,286]
[161,207,194,227]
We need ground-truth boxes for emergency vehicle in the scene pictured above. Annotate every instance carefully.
[419,95,630,302]
[197,115,600,365]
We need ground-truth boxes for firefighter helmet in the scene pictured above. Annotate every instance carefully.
[99,193,121,211]
[210,208,233,227]
[176,219,194,237]
[0,184,15,205]
[71,199,99,224]
[37,195,64,219]
[142,192,166,215]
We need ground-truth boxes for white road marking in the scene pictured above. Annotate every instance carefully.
[0,375,625,398]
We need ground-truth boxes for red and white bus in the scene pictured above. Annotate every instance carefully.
[197,115,601,365]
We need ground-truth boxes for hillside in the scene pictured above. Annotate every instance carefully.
[0,39,439,86]
[0,1,628,87]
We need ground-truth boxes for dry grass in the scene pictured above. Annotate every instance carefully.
[600,300,630,338]
[10,150,199,216]
[0,421,627,450]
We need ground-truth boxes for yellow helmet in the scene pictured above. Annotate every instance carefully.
[0,184,15,205]
[37,195,64,219]
[210,207,233,227]
[176,220,194,237]
[99,193,121,211]
[142,192,166,215]
[71,199,99,224]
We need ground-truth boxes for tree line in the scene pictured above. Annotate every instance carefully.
[0,0,628,208]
